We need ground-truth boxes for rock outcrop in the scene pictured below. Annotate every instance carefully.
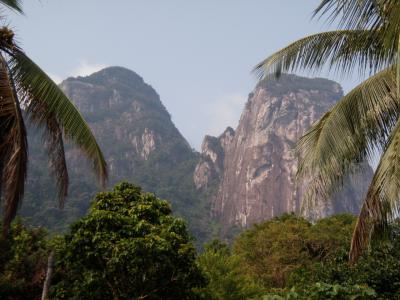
[194,74,373,233]
[58,66,193,178]
[193,127,234,190]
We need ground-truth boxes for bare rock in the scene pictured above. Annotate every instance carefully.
[202,75,373,233]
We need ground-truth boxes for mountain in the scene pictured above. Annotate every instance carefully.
[22,67,212,244]
[194,74,373,236]
[20,69,372,243]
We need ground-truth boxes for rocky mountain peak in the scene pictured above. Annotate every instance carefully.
[23,67,207,242]
[256,74,343,95]
[193,127,235,190]
[196,74,372,235]
[60,67,168,122]
[65,66,145,88]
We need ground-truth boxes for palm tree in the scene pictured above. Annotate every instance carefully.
[0,0,107,235]
[254,0,400,263]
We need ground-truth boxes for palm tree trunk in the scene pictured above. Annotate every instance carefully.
[41,250,55,300]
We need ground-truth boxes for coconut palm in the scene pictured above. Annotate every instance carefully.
[254,0,400,263]
[0,0,107,235]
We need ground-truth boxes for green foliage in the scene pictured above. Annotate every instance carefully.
[233,213,355,288]
[0,219,49,300]
[312,224,400,299]
[194,240,264,300]
[51,182,205,300]
[263,283,376,300]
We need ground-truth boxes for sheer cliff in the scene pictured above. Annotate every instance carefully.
[194,75,373,235]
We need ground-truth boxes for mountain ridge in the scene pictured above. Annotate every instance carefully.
[22,66,213,245]
[19,67,372,243]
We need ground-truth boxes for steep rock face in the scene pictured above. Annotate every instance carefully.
[197,75,373,233]
[23,67,211,243]
[193,127,235,189]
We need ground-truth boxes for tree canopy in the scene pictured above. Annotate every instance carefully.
[51,182,205,300]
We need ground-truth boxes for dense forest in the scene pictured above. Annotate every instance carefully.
[2,185,400,299]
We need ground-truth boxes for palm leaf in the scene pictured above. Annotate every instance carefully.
[349,115,400,263]
[0,0,23,13]
[8,49,107,186]
[313,0,384,30]
[297,66,398,208]
[27,101,68,207]
[253,30,392,80]
[0,54,27,236]
[313,0,400,73]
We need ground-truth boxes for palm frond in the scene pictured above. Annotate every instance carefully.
[0,0,23,13]
[27,101,68,207]
[0,54,27,236]
[297,66,398,207]
[314,0,400,60]
[349,187,382,264]
[8,49,107,186]
[350,115,400,264]
[313,0,386,30]
[253,30,393,80]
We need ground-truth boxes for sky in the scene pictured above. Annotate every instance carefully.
[10,0,364,150]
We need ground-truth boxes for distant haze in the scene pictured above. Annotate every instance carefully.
[12,1,365,149]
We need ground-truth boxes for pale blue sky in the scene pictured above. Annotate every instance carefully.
[10,1,363,149]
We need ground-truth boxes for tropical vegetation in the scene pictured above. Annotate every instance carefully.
[194,240,263,300]
[0,219,48,299]
[255,0,400,263]
[2,189,400,299]
[50,182,205,300]
[0,0,107,236]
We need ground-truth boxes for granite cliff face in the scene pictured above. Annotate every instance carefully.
[194,75,373,233]
[23,67,211,243]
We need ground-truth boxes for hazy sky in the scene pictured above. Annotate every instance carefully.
[10,1,363,149]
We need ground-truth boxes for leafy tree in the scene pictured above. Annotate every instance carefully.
[233,214,355,289]
[254,0,400,262]
[194,240,264,300]
[0,0,107,236]
[312,222,400,299]
[51,182,205,300]
[0,219,49,300]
